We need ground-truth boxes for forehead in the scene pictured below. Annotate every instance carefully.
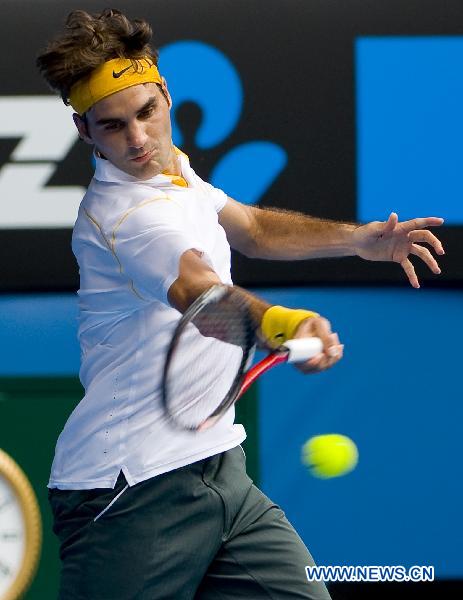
[88,82,160,121]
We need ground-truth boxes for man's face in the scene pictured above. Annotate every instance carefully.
[75,82,174,179]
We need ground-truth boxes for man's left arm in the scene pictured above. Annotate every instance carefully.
[218,197,445,288]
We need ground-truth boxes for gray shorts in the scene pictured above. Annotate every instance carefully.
[49,446,331,599]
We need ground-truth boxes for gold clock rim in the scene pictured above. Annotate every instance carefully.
[0,449,42,600]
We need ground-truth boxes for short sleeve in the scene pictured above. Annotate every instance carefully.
[201,181,228,213]
[112,198,203,305]
[189,171,228,213]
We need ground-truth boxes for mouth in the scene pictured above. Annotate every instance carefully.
[130,149,153,164]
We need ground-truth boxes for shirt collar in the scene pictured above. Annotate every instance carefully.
[93,147,190,188]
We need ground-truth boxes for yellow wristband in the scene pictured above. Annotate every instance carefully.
[261,305,319,348]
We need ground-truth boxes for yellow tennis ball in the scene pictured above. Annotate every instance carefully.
[302,434,358,479]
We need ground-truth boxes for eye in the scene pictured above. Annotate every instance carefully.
[139,106,155,120]
[104,122,122,132]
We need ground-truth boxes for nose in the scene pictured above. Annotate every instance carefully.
[126,120,148,149]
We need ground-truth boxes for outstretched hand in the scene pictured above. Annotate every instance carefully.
[352,213,445,288]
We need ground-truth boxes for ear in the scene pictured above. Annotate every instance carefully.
[73,113,93,145]
[160,77,173,109]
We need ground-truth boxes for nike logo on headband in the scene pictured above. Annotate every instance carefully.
[112,65,133,78]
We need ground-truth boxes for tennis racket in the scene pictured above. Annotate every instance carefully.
[161,285,323,431]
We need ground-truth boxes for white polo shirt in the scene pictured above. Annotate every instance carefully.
[48,151,246,490]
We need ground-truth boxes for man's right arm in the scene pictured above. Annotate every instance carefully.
[167,249,343,373]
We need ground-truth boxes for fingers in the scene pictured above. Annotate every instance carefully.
[382,212,399,234]
[293,317,343,373]
[408,229,445,255]
[402,217,444,232]
[410,243,441,275]
[298,333,344,373]
[401,257,420,288]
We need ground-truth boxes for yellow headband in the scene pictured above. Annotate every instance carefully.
[69,57,162,115]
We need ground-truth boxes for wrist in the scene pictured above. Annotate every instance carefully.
[350,222,371,257]
[343,223,362,256]
[261,305,319,348]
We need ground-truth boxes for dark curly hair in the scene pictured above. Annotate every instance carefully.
[36,8,159,106]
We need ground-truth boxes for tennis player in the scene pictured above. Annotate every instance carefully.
[37,8,444,599]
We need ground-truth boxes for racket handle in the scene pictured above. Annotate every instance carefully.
[282,337,323,363]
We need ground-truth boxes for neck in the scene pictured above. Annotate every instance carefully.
[164,146,181,176]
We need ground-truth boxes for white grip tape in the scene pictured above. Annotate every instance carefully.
[283,337,323,363]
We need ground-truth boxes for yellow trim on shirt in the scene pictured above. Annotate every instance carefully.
[162,174,188,187]
[109,196,172,301]
[162,146,189,187]
[84,208,147,301]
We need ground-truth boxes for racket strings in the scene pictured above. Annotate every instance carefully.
[163,288,256,429]
[192,293,256,347]
[164,332,244,428]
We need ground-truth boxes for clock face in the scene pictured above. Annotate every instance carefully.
[0,450,42,600]
[0,474,26,596]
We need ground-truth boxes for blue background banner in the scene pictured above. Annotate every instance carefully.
[357,36,463,225]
